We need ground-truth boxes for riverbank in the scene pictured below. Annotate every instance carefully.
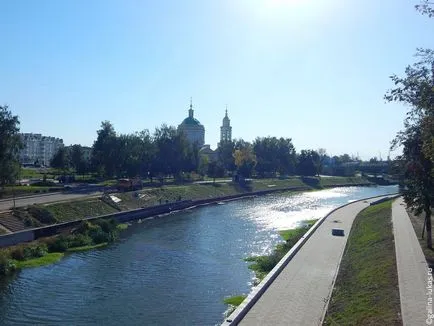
[0,219,126,276]
[245,219,318,282]
[323,200,401,325]
[0,187,400,326]
[224,219,318,315]
[0,176,371,234]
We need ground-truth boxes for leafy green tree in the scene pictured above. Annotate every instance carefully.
[217,140,236,173]
[233,139,256,178]
[50,147,69,171]
[385,3,433,247]
[91,121,118,177]
[207,161,224,182]
[70,144,87,175]
[153,124,189,180]
[0,105,22,185]
[386,49,434,247]
[313,148,327,177]
[276,137,297,175]
[198,155,209,177]
[297,150,318,176]
[253,137,279,177]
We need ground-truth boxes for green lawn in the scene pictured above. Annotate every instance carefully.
[324,200,401,325]
[13,252,64,268]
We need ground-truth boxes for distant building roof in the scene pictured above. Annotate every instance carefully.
[180,116,203,126]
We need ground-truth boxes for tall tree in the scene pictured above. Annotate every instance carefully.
[253,137,279,177]
[153,124,189,180]
[217,140,236,173]
[385,3,433,247]
[0,105,22,185]
[233,139,256,178]
[70,144,87,175]
[314,148,327,177]
[276,137,297,175]
[297,150,318,176]
[50,147,69,171]
[91,121,118,177]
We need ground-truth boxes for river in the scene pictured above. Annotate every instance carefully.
[0,185,398,326]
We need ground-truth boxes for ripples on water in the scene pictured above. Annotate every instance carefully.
[0,185,398,326]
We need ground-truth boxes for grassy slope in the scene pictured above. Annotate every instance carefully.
[324,200,401,325]
[43,199,118,222]
[29,176,370,223]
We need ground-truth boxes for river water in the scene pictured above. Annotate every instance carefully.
[0,185,398,326]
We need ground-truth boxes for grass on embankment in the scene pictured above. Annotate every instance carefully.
[324,200,401,326]
[224,295,247,306]
[246,219,318,281]
[19,176,370,225]
[13,252,64,268]
[66,242,108,252]
[43,199,118,223]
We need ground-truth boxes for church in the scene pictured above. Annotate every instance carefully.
[177,100,232,161]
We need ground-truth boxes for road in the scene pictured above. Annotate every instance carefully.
[235,196,390,326]
[0,191,102,212]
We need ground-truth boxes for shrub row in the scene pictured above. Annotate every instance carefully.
[0,218,121,276]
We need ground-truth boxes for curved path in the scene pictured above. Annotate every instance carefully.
[226,195,391,326]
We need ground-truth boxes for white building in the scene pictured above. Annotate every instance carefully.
[19,133,64,167]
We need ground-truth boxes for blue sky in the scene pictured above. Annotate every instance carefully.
[1,0,432,160]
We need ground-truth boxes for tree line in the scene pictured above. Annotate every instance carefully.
[50,120,338,180]
[0,103,385,187]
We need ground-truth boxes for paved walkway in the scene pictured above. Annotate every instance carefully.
[237,196,389,326]
[392,197,428,326]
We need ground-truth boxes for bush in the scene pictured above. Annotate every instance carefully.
[27,206,57,224]
[93,219,117,233]
[10,246,25,260]
[10,244,47,261]
[0,252,15,276]
[48,235,71,252]
[68,234,92,247]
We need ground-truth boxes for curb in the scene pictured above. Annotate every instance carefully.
[221,192,400,326]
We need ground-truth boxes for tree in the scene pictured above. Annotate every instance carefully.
[233,139,256,178]
[253,137,279,177]
[91,121,118,177]
[297,150,318,176]
[314,148,327,177]
[153,124,189,181]
[416,0,434,17]
[207,161,224,183]
[217,140,236,173]
[70,144,87,175]
[0,105,22,185]
[276,137,297,175]
[385,4,433,247]
[50,147,69,171]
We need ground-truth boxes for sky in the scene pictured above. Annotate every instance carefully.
[0,0,432,160]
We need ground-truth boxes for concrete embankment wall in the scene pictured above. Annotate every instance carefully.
[0,186,309,248]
